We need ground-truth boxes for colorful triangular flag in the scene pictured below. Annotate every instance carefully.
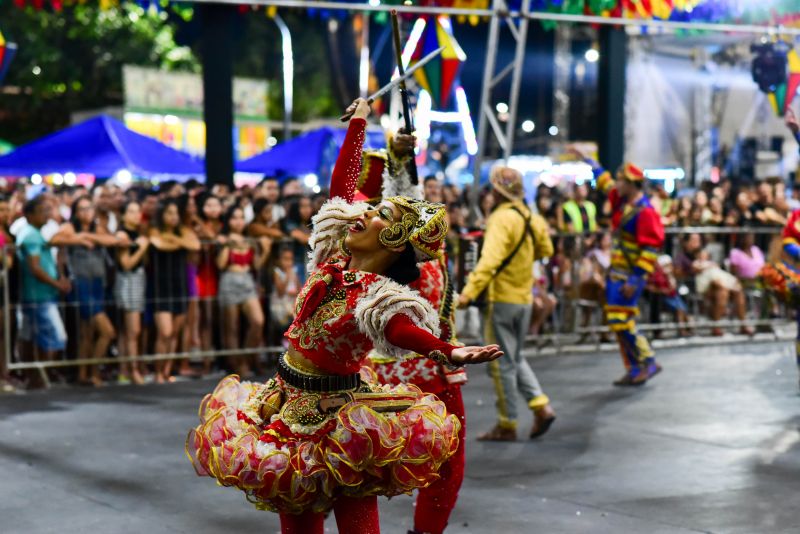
[409,16,466,110]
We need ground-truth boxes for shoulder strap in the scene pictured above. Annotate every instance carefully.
[493,206,533,277]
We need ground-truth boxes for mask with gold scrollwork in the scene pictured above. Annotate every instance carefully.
[379,196,448,261]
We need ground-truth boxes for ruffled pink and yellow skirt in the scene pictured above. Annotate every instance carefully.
[186,374,460,515]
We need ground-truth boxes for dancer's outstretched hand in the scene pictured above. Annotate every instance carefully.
[450,344,504,365]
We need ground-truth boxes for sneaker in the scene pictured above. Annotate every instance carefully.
[646,362,663,380]
[613,371,648,387]
[530,404,556,439]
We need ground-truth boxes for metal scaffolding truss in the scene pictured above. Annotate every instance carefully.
[471,0,531,188]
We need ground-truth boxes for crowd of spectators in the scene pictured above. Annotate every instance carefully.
[0,171,792,393]
[528,176,793,341]
[0,177,329,392]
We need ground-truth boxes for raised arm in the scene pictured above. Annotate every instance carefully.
[329,99,370,202]
[568,146,615,195]
[306,103,373,270]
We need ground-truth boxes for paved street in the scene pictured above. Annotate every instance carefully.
[1,341,798,534]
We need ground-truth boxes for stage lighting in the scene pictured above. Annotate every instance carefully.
[750,41,790,93]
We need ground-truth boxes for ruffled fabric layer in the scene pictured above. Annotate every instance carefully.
[186,375,460,515]
[760,261,800,306]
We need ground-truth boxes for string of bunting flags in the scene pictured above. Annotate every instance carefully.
[8,0,800,29]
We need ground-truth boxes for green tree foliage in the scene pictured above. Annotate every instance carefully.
[0,3,197,144]
[0,4,341,145]
[227,12,340,130]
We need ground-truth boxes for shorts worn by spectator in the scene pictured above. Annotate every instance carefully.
[19,302,67,352]
[16,195,71,388]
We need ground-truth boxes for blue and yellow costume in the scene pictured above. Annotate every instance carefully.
[591,161,665,385]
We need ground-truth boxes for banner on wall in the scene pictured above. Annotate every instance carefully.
[123,66,268,119]
[122,66,270,160]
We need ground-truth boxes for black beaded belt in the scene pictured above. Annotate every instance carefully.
[278,354,360,392]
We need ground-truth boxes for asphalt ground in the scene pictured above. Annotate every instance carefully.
[1,340,798,534]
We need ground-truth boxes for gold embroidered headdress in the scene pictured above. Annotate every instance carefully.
[379,196,448,260]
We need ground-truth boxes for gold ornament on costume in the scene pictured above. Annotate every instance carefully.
[378,209,418,249]
[240,379,284,425]
[339,235,351,256]
[379,196,448,260]
[280,393,328,427]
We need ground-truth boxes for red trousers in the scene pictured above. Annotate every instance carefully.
[279,495,380,534]
[278,386,465,534]
[414,384,466,534]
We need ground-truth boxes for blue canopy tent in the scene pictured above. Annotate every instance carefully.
[0,115,205,180]
[237,126,386,186]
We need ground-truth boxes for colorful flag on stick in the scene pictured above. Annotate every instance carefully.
[408,16,466,110]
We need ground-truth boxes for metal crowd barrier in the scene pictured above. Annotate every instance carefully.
[2,237,293,384]
[453,224,795,350]
[1,225,796,385]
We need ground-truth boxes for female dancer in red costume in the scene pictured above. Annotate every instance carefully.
[186,99,502,534]
[356,133,466,534]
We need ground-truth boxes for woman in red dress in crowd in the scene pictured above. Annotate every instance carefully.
[186,99,502,534]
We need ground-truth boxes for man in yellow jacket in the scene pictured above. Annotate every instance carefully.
[458,167,556,441]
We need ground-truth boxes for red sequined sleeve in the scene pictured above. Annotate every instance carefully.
[384,314,457,359]
[329,118,367,203]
